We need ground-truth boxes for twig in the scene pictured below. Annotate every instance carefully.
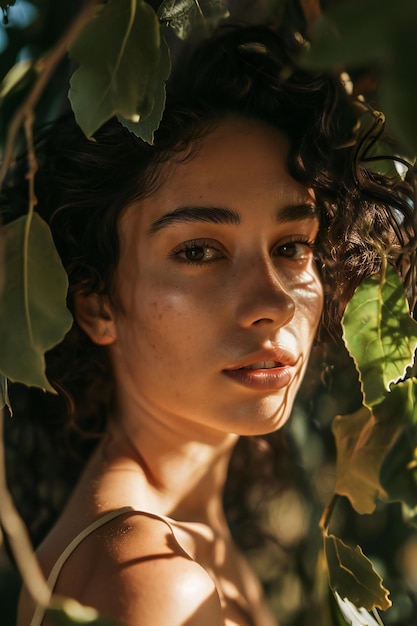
[0,0,100,193]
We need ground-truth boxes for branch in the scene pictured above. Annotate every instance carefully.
[0,0,100,192]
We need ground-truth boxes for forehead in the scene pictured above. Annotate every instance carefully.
[121,117,316,234]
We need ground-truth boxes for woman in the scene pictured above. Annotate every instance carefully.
[5,23,415,626]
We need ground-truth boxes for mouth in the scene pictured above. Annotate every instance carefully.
[223,352,297,391]
[240,360,282,370]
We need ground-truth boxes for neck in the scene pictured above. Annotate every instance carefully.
[97,406,239,529]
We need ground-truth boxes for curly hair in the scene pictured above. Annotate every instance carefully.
[2,23,416,545]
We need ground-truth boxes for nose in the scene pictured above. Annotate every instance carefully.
[233,257,296,329]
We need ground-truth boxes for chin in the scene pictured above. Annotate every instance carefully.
[229,402,293,437]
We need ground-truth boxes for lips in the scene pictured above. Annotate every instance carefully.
[226,347,296,371]
[223,349,297,391]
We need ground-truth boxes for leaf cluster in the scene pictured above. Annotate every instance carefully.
[321,267,417,624]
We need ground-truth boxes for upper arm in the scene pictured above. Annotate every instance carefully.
[53,515,223,626]
[84,552,223,626]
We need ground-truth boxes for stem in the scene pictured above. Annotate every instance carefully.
[0,407,51,607]
[0,0,100,193]
[319,494,340,531]
[372,607,384,626]
[22,112,37,346]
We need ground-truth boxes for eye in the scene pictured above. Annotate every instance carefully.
[274,237,315,261]
[170,239,225,265]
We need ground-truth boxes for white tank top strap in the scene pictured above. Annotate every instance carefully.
[30,506,190,626]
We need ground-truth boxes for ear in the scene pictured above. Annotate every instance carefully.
[73,291,118,346]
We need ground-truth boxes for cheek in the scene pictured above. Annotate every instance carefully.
[119,284,206,363]
[293,269,324,332]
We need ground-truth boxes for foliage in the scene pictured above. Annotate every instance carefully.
[68,0,169,139]
[0,1,417,626]
[0,213,72,395]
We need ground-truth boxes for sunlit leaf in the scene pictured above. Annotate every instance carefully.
[342,266,417,407]
[69,0,162,138]
[46,597,116,626]
[334,593,384,626]
[158,0,229,40]
[332,381,413,514]
[324,533,391,611]
[118,35,170,143]
[0,214,73,390]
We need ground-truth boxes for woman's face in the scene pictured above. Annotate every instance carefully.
[108,118,323,437]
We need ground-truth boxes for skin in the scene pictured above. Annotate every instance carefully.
[18,117,323,626]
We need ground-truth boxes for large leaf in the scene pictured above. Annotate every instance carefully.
[324,533,391,611]
[342,267,417,408]
[68,0,162,139]
[158,0,229,40]
[0,214,73,390]
[118,35,171,144]
[332,381,413,514]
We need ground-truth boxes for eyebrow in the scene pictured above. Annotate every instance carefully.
[147,203,319,236]
[147,206,240,235]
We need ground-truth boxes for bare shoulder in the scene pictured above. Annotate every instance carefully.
[51,511,223,626]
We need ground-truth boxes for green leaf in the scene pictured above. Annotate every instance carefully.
[68,0,162,139]
[118,35,171,144]
[332,381,413,514]
[324,533,391,611]
[0,214,73,390]
[342,266,417,408]
[158,0,229,40]
[46,597,116,626]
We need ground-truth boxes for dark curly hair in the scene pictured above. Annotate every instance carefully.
[2,23,416,546]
